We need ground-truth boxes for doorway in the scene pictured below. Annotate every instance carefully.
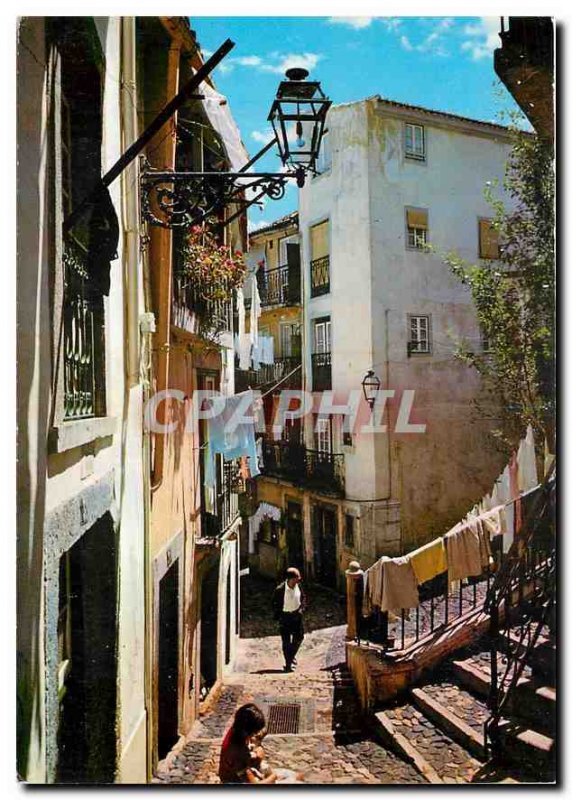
[286,502,304,573]
[200,558,220,701]
[313,505,338,589]
[56,514,118,783]
[157,561,180,760]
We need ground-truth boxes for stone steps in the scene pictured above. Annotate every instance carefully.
[499,629,556,681]
[373,701,483,784]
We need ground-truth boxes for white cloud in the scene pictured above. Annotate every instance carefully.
[397,18,456,57]
[460,17,500,61]
[209,51,323,78]
[248,219,271,233]
[260,52,322,76]
[382,19,402,32]
[328,17,373,30]
[251,129,275,144]
[235,55,263,67]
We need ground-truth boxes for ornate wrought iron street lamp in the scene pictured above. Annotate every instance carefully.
[140,65,331,229]
[361,370,381,409]
[268,67,331,185]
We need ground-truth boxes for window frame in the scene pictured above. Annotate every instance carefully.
[405,207,429,251]
[404,122,426,162]
[407,313,432,356]
[478,217,501,260]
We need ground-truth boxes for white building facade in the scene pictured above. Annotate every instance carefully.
[298,97,513,577]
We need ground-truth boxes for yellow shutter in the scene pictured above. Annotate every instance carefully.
[310,221,329,260]
[479,219,500,259]
[406,208,428,229]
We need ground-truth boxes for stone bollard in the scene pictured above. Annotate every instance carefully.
[345,561,364,640]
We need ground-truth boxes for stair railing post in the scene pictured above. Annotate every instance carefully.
[345,561,364,641]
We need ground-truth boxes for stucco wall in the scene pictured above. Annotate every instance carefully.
[299,97,514,568]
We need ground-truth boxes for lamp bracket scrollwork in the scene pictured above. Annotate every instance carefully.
[139,158,302,229]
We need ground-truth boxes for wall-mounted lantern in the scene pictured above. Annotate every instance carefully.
[361,370,381,409]
[140,56,331,229]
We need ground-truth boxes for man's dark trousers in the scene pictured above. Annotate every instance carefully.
[279,610,304,668]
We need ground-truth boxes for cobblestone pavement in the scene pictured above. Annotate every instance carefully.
[154,576,426,785]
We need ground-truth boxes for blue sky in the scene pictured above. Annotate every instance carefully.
[193,16,525,229]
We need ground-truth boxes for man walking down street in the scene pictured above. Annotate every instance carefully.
[272,568,307,672]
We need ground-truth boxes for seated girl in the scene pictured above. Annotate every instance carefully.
[218,703,304,785]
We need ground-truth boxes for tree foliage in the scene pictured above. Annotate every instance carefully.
[443,126,555,453]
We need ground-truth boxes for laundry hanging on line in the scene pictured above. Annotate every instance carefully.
[204,390,260,488]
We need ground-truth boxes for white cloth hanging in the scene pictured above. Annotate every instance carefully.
[517,425,538,492]
[248,502,281,554]
[239,333,252,371]
[237,287,246,341]
[250,273,261,349]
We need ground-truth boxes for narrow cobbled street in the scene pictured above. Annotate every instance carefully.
[153,576,426,785]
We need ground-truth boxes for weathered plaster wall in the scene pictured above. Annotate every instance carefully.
[16,16,50,783]
[299,102,380,505]
[368,102,512,550]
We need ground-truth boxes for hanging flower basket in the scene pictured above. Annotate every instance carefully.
[180,225,247,306]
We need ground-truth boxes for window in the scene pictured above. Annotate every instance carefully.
[344,514,355,549]
[343,431,353,447]
[260,519,279,545]
[312,318,332,391]
[59,20,112,421]
[310,220,330,296]
[280,322,301,358]
[405,123,426,161]
[479,218,500,260]
[406,208,428,250]
[314,415,333,453]
[408,314,431,355]
[315,131,332,173]
[313,318,331,354]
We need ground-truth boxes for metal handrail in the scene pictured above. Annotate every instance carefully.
[484,467,556,755]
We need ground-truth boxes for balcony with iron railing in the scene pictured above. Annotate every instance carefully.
[257,264,301,307]
[311,351,331,391]
[63,238,106,420]
[235,356,302,393]
[260,438,344,496]
[201,459,241,540]
[172,271,233,339]
[310,255,330,297]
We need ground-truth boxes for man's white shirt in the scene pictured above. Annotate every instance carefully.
[283,583,301,612]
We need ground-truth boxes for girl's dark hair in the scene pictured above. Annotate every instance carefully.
[231,703,266,743]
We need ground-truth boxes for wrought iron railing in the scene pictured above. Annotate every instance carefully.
[202,459,241,539]
[484,471,556,755]
[312,351,331,391]
[172,272,232,337]
[310,255,330,297]
[63,239,105,420]
[356,554,499,653]
[260,438,344,495]
[258,265,290,307]
[234,356,302,392]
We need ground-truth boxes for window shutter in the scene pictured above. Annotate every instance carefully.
[479,219,500,259]
[406,208,428,229]
[310,221,329,259]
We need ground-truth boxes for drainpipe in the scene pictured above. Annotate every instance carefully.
[149,40,180,490]
[121,16,140,386]
[121,17,154,780]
